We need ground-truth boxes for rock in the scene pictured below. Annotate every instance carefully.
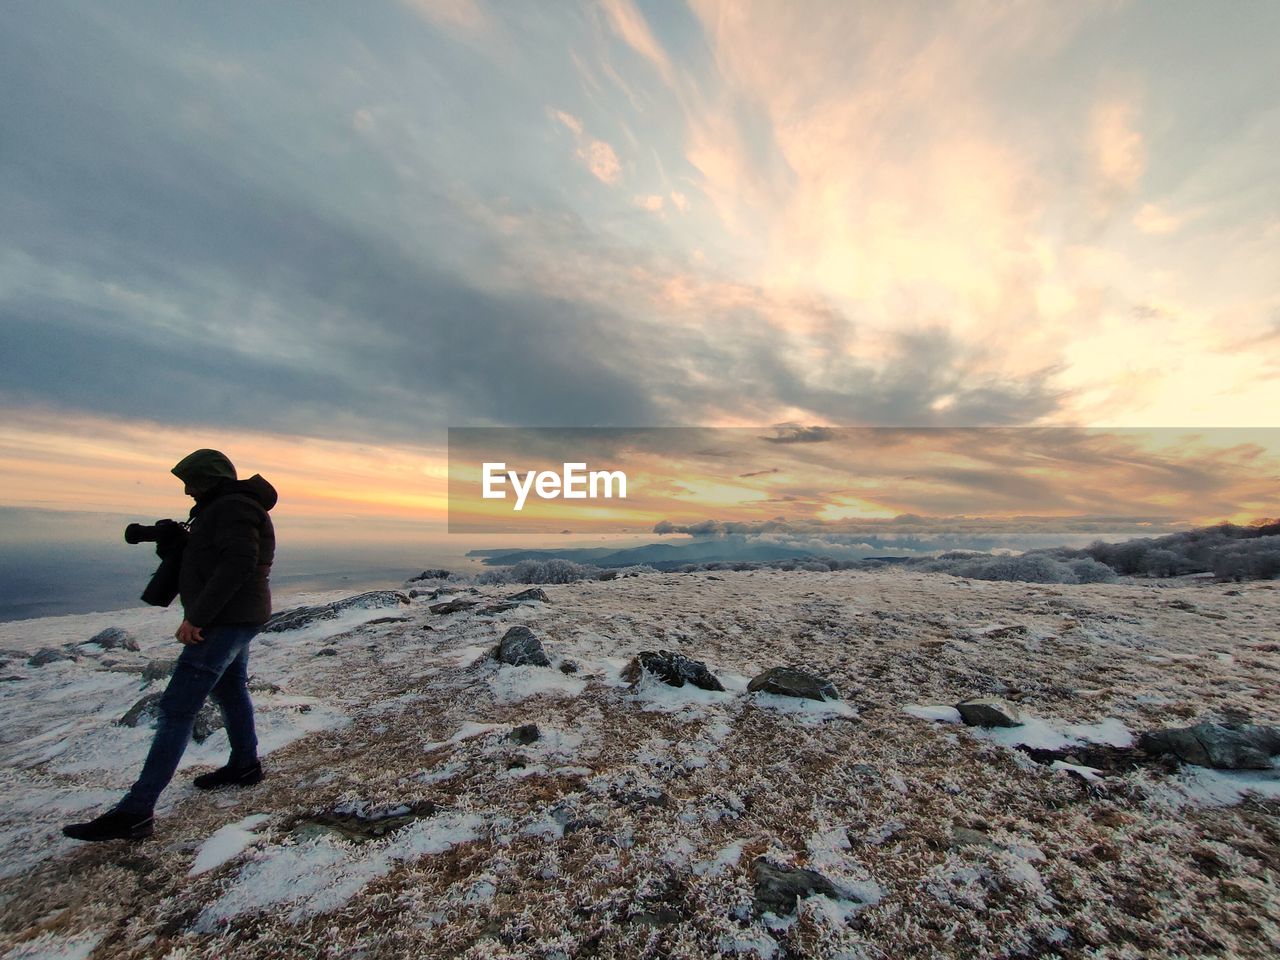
[28,647,75,667]
[420,586,480,601]
[564,815,603,835]
[408,569,451,582]
[510,723,541,745]
[559,660,579,675]
[142,658,177,682]
[951,827,1001,851]
[482,601,520,614]
[316,648,338,657]
[291,801,436,843]
[616,788,672,809]
[747,666,839,701]
[87,627,139,652]
[621,650,724,691]
[954,696,1022,728]
[249,679,282,693]
[1138,722,1280,770]
[118,693,224,742]
[597,570,618,581]
[429,598,480,615]
[1016,743,1154,774]
[630,908,683,926]
[264,590,410,633]
[496,626,551,667]
[507,587,550,603]
[752,858,840,917]
[362,616,407,626]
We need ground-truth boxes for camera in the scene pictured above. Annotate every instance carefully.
[125,519,190,606]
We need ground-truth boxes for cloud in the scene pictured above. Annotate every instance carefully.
[600,0,675,86]
[1132,202,1181,235]
[3,0,1279,521]
[552,108,622,185]
[1090,98,1146,214]
[760,425,837,444]
[401,0,489,33]
[553,109,584,136]
[634,194,664,211]
[581,138,622,184]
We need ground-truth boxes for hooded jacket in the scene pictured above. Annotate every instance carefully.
[174,464,278,628]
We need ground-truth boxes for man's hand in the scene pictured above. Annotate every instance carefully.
[176,620,205,646]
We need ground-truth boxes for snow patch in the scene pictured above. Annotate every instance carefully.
[488,665,586,704]
[0,930,104,960]
[194,812,486,929]
[1148,763,1280,809]
[969,715,1132,750]
[904,704,963,723]
[189,814,271,876]
[750,691,857,723]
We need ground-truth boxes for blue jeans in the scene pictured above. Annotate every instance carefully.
[118,624,260,815]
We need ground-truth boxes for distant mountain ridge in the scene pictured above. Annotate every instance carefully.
[467,540,830,569]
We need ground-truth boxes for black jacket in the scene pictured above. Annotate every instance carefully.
[179,475,278,627]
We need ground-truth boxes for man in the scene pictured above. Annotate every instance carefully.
[64,449,278,842]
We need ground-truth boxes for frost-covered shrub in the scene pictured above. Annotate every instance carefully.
[476,559,657,584]
[919,553,1087,583]
[1072,522,1280,579]
[613,564,658,578]
[1138,548,1185,578]
[1211,537,1280,581]
[474,559,601,584]
[1068,557,1119,583]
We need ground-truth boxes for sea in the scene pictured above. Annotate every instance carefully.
[0,541,486,623]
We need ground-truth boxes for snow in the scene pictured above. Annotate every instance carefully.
[487,665,586,704]
[907,708,1135,751]
[718,928,780,958]
[3,569,1279,957]
[1050,760,1106,784]
[693,839,745,876]
[422,721,506,751]
[0,587,370,877]
[0,930,104,960]
[1148,763,1280,808]
[750,691,858,723]
[903,704,963,723]
[194,812,487,929]
[970,715,1133,750]
[189,814,271,876]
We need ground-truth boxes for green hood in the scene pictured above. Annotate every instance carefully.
[171,449,238,489]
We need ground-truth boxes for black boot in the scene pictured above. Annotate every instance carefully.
[62,808,154,842]
[193,759,263,790]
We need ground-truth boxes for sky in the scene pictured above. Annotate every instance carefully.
[2,0,1278,546]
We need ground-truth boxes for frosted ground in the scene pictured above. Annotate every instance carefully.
[0,570,1277,958]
